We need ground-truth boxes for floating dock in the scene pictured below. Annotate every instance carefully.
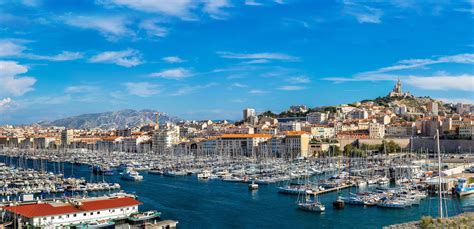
[310,184,354,195]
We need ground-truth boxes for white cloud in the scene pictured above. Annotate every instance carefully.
[139,19,168,38]
[231,83,248,88]
[202,0,232,19]
[274,0,286,4]
[171,83,217,96]
[123,82,160,97]
[323,53,474,88]
[150,68,192,79]
[242,59,270,64]
[21,0,40,7]
[162,56,185,63]
[0,40,26,57]
[245,0,262,6]
[286,76,310,84]
[0,39,82,61]
[65,85,99,93]
[371,53,474,74]
[0,61,36,96]
[249,89,268,94]
[437,97,474,104]
[217,51,299,61]
[343,0,383,24]
[97,0,195,19]
[89,49,142,67]
[63,15,133,41]
[404,74,474,91]
[278,85,306,91]
[26,51,83,61]
[0,97,13,112]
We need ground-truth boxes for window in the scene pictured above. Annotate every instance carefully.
[43,217,46,220]
[66,215,69,218]
[51,216,54,220]
[83,213,86,216]
[126,207,129,210]
[90,212,93,215]
[97,212,100,215]
[73,214,77,217]
[59,216,62,219]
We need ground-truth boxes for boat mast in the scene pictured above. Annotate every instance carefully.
[436,129,443,219]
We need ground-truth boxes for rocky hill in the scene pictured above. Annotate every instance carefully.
[38,109,180,129]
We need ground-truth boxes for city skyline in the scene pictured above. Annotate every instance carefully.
[0,0,473,124]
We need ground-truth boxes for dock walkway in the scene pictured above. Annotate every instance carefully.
[310,184,354,195]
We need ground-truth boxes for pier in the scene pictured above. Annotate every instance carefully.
[310,184,354,195]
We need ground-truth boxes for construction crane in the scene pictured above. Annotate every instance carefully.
[145,111,160,128]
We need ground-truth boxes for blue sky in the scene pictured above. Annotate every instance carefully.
[0,0,473,124]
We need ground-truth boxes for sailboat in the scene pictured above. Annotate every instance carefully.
[296,161,325,212]
[297,190,325,212]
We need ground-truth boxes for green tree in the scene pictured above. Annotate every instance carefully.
[380,140,401,154]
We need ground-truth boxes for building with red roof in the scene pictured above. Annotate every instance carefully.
[3,195,141,228]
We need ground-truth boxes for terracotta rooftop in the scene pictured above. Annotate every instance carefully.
[219,134,272,138]
[4,197,141,218]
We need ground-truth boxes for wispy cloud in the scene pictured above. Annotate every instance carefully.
[162,56,185,63]
[139,19,168,38]
[343,0,383,24]
[63,15,134,41]
[202,0,232,20]
[123,82,160,97]
[26,51,83,61]
[98,0,232,20]
[286,76,310,84]
[404,74,474,91]
[97,0,195,19]
[0,61,36,97]
[278,85,306,91]
[231,83,248,88]
[437,97,474,104]
[323,53,474,90]
[368,53,474,74]
[150,68,192,80]
[89,49,142,67]
[248,89,268,94]
[245,0,262,6]
[0,40,26,56]
[0,39,82,61]
[171,83,217,96]
[0,97,13,112]
[65,85,99,94]
[217,51,299,61]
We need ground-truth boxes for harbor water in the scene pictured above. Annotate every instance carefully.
[2,156,473,229]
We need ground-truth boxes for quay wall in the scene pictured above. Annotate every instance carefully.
[411,138,474,153]
[337,138,474,153]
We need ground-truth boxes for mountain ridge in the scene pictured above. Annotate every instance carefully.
[37,109,180,130]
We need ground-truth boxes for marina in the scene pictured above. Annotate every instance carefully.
[0,149,472,228]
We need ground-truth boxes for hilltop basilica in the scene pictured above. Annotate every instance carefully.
[388,78,411,97]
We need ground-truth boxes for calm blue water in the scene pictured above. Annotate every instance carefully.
[2,157,473,229]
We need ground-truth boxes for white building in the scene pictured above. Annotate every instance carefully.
[459,125,474,138]
[348,109,368,120]
[152,125,180,154]
[369,122,385,139]
[61,129,74,147]
[385,123,416,137]
[216,134,272,157]
[279,122,302,132]
[3,195,141,228]
[306,112,327,124]
[243,108,256,121]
